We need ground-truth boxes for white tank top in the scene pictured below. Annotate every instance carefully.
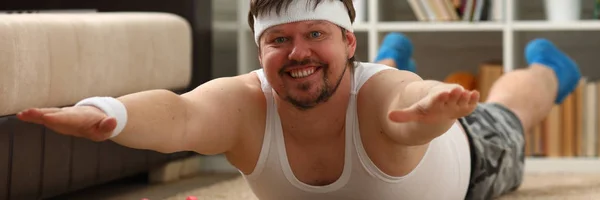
[243,62,471,200]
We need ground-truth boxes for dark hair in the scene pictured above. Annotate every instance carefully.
[247,0,357,64]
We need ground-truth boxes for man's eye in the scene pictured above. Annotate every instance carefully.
[310,31,322,38]
[274,37,287,43]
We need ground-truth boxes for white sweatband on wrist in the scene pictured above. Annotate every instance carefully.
[253,0,354,45]
[75,97,128,138]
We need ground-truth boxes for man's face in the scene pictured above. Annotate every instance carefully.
[258,20,357,110]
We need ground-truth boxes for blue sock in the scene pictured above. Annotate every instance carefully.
[374,33,415,72]
[407,59,416,73]
[525,38,581,104]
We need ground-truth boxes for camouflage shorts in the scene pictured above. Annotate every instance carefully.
[458,103,526,200]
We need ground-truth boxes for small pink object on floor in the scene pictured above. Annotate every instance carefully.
[186,196,198,200]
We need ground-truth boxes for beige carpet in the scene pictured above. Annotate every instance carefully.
[165,172,600,200]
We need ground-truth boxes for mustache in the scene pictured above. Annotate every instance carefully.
[279,59,327,74]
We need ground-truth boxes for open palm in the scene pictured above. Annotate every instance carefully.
[16,106,116,141]
[389,86,480,124]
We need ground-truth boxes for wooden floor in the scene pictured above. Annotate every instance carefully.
[49,171,600,200]
[47,156,600,200]
[47,172,239,200]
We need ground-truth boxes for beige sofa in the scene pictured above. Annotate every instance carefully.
[0,12,200,199]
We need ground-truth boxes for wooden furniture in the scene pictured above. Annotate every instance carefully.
[0,1,212,199]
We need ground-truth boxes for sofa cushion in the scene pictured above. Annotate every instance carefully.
[0,12,192,117]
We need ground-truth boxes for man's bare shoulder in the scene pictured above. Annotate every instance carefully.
[358,64,423,96]
[373,68,422,82]
[356,64,424,123]
[233,72,265,94]
[183,72,266,108]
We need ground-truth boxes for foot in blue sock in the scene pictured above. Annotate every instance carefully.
[374,33,415,72]
[525,38,581,104]
[407,59,416,73]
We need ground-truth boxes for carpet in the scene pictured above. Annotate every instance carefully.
[165,172,600,200]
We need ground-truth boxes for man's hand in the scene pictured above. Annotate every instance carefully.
[388,84,480,124]
[17,106,116,142]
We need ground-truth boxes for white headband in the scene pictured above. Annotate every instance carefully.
[253,0,354,45]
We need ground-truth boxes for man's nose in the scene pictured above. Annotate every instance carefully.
[288,39,311,61]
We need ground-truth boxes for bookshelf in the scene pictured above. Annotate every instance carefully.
[212,0,600,171]
[513,20,600,31]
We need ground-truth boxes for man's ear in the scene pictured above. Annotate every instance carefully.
[345,31,357,59]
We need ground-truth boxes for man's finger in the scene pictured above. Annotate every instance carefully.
[42,111,75,125]
[41,112,97,138]
[388,109,419,123]
[16,110,43,124]
[432,92,450,104]
[44,108,101,125]
[21,108,62,116]
[16,108,62,124]
[37,108,63,114]
[469,91,480,104]
[97,117,117,133]
[457,91,470,106]
[447,88,462,104]
[431,92,450,110]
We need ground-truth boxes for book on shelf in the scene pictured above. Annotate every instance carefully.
[527,78,600,158]
[595,0,600,19]
[408,0,503,22]
[444,62,600,158]
[475,60,503,102]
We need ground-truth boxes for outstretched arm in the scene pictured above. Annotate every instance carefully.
[360,69,479,146]
[17,74,260,155]
[387,79,479,145]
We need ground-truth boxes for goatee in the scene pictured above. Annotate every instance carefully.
[278,59,348,111]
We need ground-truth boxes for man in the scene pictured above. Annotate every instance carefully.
[17,0,581,199]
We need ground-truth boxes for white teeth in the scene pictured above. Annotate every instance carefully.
[290,68,316,78]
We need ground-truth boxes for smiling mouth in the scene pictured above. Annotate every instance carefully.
[287,66,320,78]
